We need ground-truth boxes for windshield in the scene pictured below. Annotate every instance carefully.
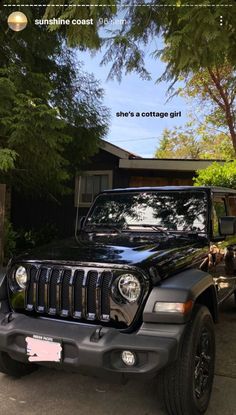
[85,191,208,233]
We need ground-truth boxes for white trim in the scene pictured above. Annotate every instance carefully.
[119,159,225,171]
[75,170,113,207]
[99,139,138,159]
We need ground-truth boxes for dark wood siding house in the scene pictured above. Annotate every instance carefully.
[75,139,224,211]
[11,139,224,238]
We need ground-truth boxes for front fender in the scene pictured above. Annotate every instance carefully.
[143,269,218,324]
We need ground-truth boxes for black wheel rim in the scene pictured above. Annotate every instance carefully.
[194,327,213,400]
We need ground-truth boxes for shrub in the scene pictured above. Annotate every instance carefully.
[4,219,17,263]
[15,223,59,251]
[3,222,59,263]
[194,161,236,188]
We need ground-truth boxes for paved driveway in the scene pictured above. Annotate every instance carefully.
[0,297,235,415]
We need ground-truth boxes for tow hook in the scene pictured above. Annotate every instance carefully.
[2,312,14,325]
[90,327,108,342]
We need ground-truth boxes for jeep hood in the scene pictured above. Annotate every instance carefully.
[14,233,208,278]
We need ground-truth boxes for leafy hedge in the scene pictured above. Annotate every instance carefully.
[194,161,236,189]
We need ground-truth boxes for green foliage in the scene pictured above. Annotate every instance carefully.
[179,66,236,149]
[0,149,18,172]
[183,66,235,102]
[158,1,236,81]
[44,1,236,81]
[194,161,236,188]
[44,2,236,153]
[0,4,109,196]
[4,94,72,194]
[156,127,200,159]
[3,220,59,262]
[45,0,117,48]
[155,126,234,160]
[16,223,59,250]
[4,219,17,262]
[156,64,236,159]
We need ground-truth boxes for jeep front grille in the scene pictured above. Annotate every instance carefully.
[25,265,113,322]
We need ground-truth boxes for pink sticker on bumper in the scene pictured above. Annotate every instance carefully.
[26,336,62,362]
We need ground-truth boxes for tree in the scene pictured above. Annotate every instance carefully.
[194,161,236,189]
[0,4,109,197]
[156,128,201,159]
[155,125,234,160]
[181,65,236,151]
[44,1,236,155]
[156,63,236,159]
[44,0,236,80]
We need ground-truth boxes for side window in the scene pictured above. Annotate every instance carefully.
[212,197,227,236]
[228,196,236,216]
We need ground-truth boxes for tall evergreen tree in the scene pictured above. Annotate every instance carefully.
[0,4,109,197]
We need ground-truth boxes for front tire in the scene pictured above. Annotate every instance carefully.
[0,351,37,378]
[160,305,215,415]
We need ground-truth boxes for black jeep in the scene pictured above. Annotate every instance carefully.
[0,186,236,415]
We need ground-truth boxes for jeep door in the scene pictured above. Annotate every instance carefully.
[209,192,236,303]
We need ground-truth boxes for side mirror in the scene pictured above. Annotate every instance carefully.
[78,216,86,231]
[219,216,236,236]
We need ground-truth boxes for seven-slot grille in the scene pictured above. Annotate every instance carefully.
[25,265,113,322]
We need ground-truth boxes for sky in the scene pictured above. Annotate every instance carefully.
[78,45,189,158]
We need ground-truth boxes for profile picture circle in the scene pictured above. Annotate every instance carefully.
[7,11,28,32]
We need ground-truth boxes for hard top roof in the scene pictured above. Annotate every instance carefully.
[102,186,236,194]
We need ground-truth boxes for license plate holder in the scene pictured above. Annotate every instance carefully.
[26,335,62,363]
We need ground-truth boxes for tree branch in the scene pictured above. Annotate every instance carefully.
[207,67,236,150]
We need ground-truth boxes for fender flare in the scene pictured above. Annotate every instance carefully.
[143,269,218,324]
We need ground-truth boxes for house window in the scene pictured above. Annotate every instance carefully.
[75,171,113,207]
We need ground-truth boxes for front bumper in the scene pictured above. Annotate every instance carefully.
[0,308,186,380]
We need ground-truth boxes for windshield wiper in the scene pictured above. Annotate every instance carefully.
[84,223,170,236]
[84,223,123,234]
[126,224,169,235]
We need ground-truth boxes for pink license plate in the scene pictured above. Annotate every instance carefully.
[26,335,62,362]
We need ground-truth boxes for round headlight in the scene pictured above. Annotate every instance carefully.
[118,274,141,303]
[15,266,27,289]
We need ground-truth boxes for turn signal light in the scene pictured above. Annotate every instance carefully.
[153,300,193,314]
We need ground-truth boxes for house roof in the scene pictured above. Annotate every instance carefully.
[99,139,226,171]
[99,139,141,159]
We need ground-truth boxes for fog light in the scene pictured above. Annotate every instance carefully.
[121,350,136,366]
